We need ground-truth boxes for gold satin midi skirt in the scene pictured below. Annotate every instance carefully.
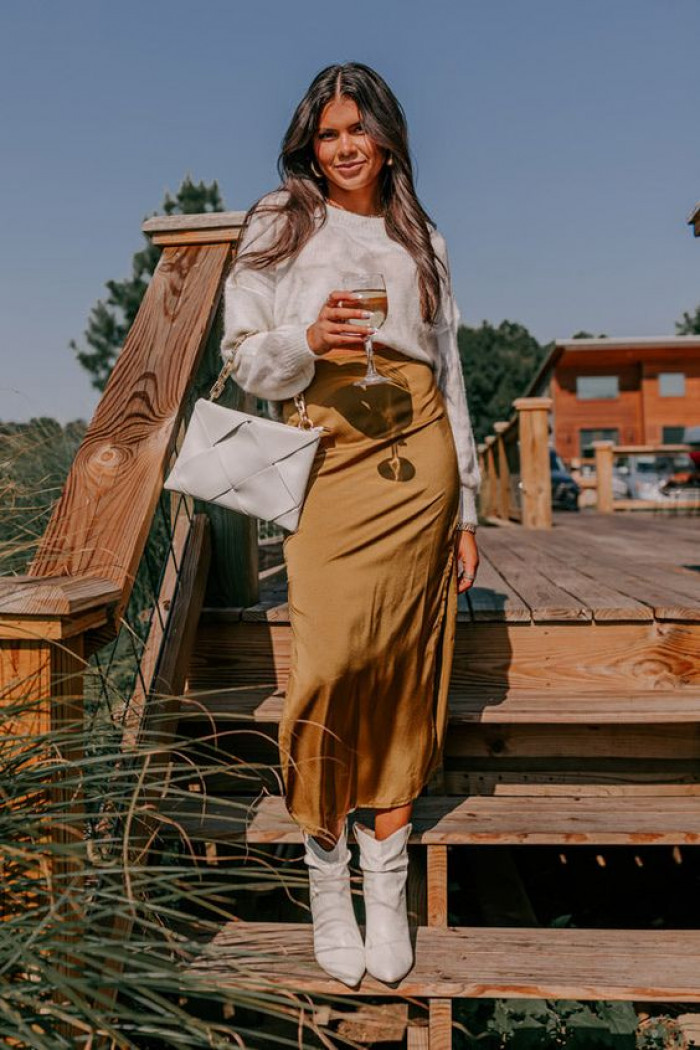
[279,343,460,839]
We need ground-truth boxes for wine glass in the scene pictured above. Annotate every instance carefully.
[339,272,389,388]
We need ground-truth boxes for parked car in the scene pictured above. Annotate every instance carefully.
[682,424,700,472]
[615,452,698,502]
[549,448,580,510]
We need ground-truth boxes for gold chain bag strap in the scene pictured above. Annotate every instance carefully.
[164,331,326,532]
[209,331,320,430]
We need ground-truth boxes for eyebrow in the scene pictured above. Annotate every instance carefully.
[317,120,364,133]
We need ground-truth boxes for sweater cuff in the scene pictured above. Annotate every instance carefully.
[277,325,318,378]
[459,487,479,525]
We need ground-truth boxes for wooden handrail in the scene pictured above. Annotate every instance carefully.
[588,442,700,513]
[27,223,243,629]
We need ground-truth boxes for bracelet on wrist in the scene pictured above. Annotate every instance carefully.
[455,520,477,533]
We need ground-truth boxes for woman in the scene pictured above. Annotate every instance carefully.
[221,62,480,987]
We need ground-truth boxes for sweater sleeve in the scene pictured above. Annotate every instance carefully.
[220,199,318,401]
[432,234,481,525]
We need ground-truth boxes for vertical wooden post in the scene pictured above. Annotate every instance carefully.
[483,436,498,519]
[493,422,511,521]
[593,440,615,514]
[513,397,553,529]
[477,443,488,522]
[191,305,259,608]
[0,579,118,1041]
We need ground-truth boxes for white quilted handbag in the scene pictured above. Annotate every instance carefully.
[164,337,327,532]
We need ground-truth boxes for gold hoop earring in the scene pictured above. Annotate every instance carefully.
[310,159,323,178]
[386,154,394,167]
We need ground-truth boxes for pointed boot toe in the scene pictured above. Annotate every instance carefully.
[355,820,414,983]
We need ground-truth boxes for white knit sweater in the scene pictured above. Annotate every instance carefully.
[220,190,481,523]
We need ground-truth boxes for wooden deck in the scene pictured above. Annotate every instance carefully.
[170,510,700,1041]
[256,511,700,625]
[8,208,698,1046]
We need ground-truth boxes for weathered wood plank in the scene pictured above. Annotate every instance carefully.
[156,792,700,845]
[180,684,700,725]
[464,554,531,622]
[30,242,231,628]
[426,845,448,926]
[507,527,700,620]
[429,1000,452,1050]
[189,618,700,692]
[445,771,700,795]
[124,515,211,750]
[456,621,700,691]
[444,723,700,760]
[480,530,652,622]
[472,539,592,622]
[141,211,247,235]
[0,576,120,618]
[544,524,700,605]
[183,923,700,1000]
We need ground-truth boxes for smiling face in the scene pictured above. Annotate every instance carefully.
[313,95,387,209]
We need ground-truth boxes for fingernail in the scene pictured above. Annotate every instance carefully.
[363,310,371,317]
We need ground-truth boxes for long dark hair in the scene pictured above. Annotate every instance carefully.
[234,62,446,325]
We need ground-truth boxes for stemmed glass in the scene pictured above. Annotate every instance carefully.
[339,272,389,388]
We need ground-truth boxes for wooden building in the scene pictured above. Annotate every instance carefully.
[524,335,700,460]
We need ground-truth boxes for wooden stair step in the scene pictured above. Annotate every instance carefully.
[178,684,700,725]
[182,922,700,1001]
[158,792,700,845]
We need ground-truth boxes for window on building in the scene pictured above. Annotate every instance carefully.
[662,425,685,444]
[579,428,619,458]
[658,372,685,397]
[576,375,619,400]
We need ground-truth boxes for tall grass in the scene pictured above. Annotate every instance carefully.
[0,419,369,1049]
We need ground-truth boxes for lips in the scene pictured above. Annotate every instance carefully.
[336,161,364,173]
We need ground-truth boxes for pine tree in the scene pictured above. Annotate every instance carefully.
[675,305,700,335]
[457,320,551,442]
[71,174,225,391]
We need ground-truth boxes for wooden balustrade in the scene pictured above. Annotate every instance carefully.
[0,212,254,1030]
[478,396,552,528]
[581,443,699,513]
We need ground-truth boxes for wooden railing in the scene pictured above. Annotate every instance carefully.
[573,443,700,514]
[0,213,256,1029]
[478,396,553,528]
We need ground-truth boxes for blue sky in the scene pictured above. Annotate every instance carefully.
[1,0,698,423]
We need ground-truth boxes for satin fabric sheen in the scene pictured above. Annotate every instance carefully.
[279,343,460,839]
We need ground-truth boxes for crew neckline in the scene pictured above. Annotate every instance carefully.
[323,200,386,228]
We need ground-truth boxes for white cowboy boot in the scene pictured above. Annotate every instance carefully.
[354,820,414,983]
[302,819,365,987]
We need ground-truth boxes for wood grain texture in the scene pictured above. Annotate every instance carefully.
[190,618,700,692]
[0,576,120,617]
[429,1000,452,1050]
[29,242,231,628]
[123,514,211,751]
[513,398,552,529]
[183,922,700,1000]
[156,792,700,845]
[141,211,247,235]
[180,683,700,725]
[426,845,448,926]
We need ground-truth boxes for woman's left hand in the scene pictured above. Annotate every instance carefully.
[455,529,479,593]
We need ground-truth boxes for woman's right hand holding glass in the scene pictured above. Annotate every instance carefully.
[306,290,374,355]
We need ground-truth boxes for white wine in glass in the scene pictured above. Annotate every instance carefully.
[339,272,389,387]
